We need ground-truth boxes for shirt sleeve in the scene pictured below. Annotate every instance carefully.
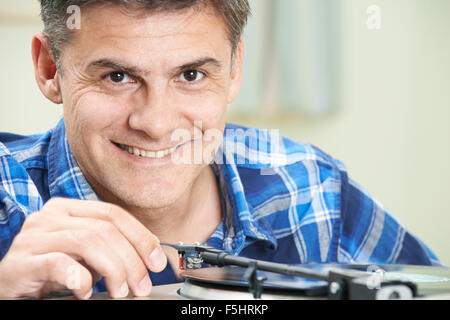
[0,144,41,260]
[337,169,442,266]
[0,188,28,260]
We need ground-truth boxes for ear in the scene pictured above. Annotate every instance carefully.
[227,38,244,104]
[31,32,63,104]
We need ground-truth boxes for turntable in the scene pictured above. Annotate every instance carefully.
[178,264,450,300]
[165,242,450,300]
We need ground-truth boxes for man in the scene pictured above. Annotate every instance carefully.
[0,0,440,300]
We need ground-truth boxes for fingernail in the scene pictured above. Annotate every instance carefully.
[148,246,166,271]
[115,282,128,298]
[138,275,152,295]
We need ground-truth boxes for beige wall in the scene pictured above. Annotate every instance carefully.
[1,1,449,265]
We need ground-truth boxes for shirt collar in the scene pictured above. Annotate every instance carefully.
[47,119,99,201]
[211,143,278,254]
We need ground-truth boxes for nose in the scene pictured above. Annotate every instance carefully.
[128,82,179,140]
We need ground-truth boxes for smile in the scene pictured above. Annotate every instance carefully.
[117,143,178,159]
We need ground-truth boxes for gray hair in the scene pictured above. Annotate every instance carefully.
[39,0,251,69]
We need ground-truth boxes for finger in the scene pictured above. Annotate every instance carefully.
[24,230,129,298]
[32,215,153,297]
[49,199,167,273]
[33,252,93,300]
[75,217,153,296]
[20,201,154,297]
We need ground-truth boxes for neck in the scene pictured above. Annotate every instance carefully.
[128,165,223,245]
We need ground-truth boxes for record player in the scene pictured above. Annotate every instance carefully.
[165,242,450,300]
[48,242,450,300]
[178,264,450,300]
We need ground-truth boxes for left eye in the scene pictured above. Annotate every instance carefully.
[107,72,133,83]
[179,70,205,83]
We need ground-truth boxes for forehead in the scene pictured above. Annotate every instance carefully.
[66,3,232,70]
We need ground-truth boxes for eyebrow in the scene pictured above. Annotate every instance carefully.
[86,57,223,77]
[175,58,223,74]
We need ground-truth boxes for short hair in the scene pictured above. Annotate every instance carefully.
[39,0,251,69]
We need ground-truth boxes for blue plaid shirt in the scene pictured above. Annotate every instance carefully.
[0,119,441,291]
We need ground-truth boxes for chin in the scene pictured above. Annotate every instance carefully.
[110,181,185,211]
[91,156,204,212]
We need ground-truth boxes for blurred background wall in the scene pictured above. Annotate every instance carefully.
[1,0,449,265]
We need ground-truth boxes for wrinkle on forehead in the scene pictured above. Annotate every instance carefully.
[70,3,229,61]
[81,2,221,42]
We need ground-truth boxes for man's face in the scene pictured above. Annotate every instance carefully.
[57,4,242,212]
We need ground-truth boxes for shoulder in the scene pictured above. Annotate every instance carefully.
[220,123,348,201]
[0,129,53,215]
[0,130,52,170]
[222,123,346,169]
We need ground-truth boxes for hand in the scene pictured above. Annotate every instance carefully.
[0,198,167,299]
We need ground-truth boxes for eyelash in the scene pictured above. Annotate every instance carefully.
[102,70,207,87]
[102,72,136,85]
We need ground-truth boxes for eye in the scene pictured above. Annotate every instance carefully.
[179,70,205,83]
[106,71,134,84]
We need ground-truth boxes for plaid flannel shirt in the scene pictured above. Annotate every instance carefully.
[0,119,441,289]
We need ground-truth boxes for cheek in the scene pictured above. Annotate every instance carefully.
[181,94,227,162]
[62,89,134,168]
[64,89,132,134]
[179,91,228,129]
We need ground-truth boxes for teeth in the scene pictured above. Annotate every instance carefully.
[119,143,177,159]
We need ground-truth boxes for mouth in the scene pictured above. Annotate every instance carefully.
[114,142,179,159]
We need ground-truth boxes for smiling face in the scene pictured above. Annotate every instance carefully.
[56,3,243,213]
